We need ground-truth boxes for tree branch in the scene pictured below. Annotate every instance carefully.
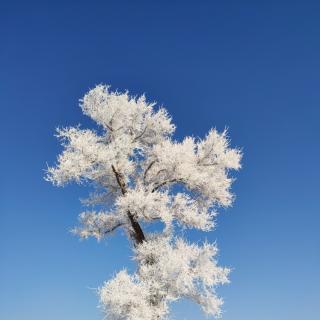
[111,165,127,195]
[132,126,148,142]
[102,222,124,235]
[143,160,156,184]
[151,178,181,193]
[111,165,146,245]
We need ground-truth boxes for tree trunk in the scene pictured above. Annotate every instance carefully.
[111,165,146,245]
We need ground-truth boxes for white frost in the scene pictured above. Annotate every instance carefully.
[46,85,242,319]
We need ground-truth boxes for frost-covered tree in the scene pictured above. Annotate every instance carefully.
[45,85,242,320]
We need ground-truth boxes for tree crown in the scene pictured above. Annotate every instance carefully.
[46,85,242,319]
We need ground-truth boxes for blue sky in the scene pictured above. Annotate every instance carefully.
[1,1,319,319]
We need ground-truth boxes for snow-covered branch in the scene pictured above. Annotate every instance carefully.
[72,211,125,241]
[99,236,229,320]
[46,85,242,319]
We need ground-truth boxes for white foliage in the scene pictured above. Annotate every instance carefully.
[46,85,242,319]
[100,236,229,320]
[81,85,175,146]
[172,193,216,231]
[99,270,155,320]
[72,211,126,241]
[116,187,172,224]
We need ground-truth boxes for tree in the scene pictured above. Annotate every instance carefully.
[45,85,242,320]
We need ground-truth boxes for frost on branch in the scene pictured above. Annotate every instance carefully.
[172,193,216,231]
[100,236,229,320]
[80,85,175,146]
[72,211,126,241]
[45,85,242,319]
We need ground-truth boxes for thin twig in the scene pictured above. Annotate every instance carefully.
[143,160,156,184]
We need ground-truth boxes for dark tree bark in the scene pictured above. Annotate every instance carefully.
[111,165,146,245]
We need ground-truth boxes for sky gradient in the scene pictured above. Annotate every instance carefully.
[1,1,319,319]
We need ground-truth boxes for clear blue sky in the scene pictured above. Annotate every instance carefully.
[1,1,319,319]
